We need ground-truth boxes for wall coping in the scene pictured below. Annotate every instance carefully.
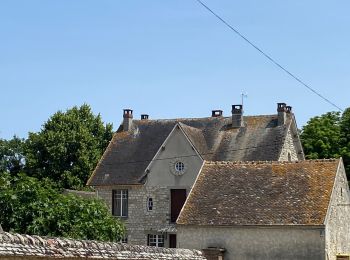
[0,232,205,259]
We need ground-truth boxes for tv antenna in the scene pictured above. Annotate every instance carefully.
[241,91,248,106]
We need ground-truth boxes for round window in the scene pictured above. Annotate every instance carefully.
[170,160,187,176]
[175,161,185,173]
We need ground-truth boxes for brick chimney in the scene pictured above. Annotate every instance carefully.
[277,103,287,126]
[212,110,223,117]
[123,109,133,131]
[232,105,243,128]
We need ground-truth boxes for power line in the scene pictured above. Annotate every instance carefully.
[104,142,287,166]
[194,0,343,112]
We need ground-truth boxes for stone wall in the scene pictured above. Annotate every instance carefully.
[0,232,205,260]
[279,128,299,161]
[63,189,97,199]
[178,225,325,260]
[325,161,350,260]
[96,185,186,246]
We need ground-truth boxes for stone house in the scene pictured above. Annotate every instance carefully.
[177,159,350,260]
[87,103,304,247]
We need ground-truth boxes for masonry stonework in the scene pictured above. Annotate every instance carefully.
[97,184,191,246]
[325,161,350,260]
[0,232,206,260]
[178,226,325,260]
[279,128,299,161]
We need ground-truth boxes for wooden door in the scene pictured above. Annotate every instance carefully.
[169,234,177,248]
[170,189,186,223]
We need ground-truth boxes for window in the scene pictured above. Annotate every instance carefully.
[147,234,164,247]
[112,189,128,217]
[147,197,153,211]
[175,161,185,173]
[287,152,292,162]
[336,256,350,260]
[120,235,128,244]
[170,160,187,176]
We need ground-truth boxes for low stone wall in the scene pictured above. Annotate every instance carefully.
[62,189,97,199]
[0,232,205,260]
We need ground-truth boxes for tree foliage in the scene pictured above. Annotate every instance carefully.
[300,108,350,176]
[25,104,113,190]
[0,136,26,175]
[340,108,350,175]
[300,112,342,159]
[0,173,124,241]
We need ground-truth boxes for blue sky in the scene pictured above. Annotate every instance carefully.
[1,1,349,139]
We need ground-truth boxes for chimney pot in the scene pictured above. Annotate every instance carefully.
[277,103,287,112]
[286,106,292,113]
[212,110,223,117]
[232,105,243,128]
[141,114,149,120]
[123,109,133,118]
[277,103,287,125]
[123,109,133,131]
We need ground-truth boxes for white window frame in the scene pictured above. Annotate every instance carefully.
[175,161,185,173]
[148,234,164,247]
[113,189,128,217]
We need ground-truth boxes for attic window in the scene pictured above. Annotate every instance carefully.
[175,161,185,173]
[170,160,187,176]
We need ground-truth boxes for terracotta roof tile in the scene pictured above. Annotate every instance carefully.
[177,159,339,226]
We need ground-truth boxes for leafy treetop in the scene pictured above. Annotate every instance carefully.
[24,104,113,190]
[300,108,350,177]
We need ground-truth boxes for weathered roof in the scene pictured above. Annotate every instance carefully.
[0,232,205,259]
[177,159,339,226]
[88,114,293,186]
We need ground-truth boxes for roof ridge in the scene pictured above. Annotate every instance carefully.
[133,114,277,122]
[204,158,339,166]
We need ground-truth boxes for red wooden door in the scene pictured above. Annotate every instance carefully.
[170,189,186,223]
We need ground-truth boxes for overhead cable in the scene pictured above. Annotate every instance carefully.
[195,0,343,112]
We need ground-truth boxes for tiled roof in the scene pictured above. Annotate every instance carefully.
[177,159,339,226]
[88,113,296,186]
[0,232,205,259]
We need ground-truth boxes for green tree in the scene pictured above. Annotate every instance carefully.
[340,108,350,175]
[300,109,350,178]
[0,136,26,175]
[0,173,124,241]
[300,112,342,159]
[25,104,113,190]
